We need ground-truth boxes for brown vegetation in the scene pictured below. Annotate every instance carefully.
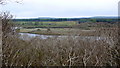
[1,13,120,66]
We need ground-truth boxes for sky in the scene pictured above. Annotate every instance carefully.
[0,0,120,18]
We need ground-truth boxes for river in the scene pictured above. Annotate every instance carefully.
[19,33,115,46]
[19,33,109,42]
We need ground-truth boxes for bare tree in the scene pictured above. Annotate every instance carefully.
[0,0,22,67]
[0,0,4,67]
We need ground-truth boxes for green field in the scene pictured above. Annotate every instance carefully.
[15,21,117,35]
[15,21,77,28]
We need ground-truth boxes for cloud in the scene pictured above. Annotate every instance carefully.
[1,0,119,18]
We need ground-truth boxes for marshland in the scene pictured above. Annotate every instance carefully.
[1,14,120,66]
[1,0,120,67]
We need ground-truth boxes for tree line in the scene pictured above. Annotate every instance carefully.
[13,18,118,23]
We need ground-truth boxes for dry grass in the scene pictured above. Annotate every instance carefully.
[20,28,97,36]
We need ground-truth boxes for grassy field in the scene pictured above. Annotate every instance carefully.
[20,28,97,36]
[15,21,77,28]
[18,21,117,36]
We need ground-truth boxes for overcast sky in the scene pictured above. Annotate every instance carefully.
[1,0,119,18]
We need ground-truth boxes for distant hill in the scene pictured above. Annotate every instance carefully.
[38,17,55,19]
[91,16,118,19]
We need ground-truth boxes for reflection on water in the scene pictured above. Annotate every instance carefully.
[19,33,114,45]
[19,33,61,39]
[19,33,106,40]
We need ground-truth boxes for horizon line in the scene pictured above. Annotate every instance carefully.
[14,15,118,19]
